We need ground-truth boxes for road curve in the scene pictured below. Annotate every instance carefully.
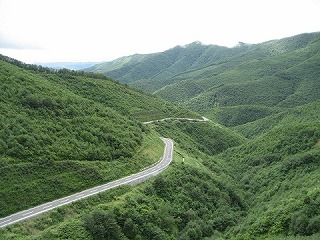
[0,137,174,229]
[143,116,209,125]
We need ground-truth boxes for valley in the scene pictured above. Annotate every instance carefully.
[0,32,320,240]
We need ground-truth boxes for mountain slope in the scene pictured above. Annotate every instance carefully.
[0,118,248,240]
[86,32,319,94]
[86,32,320,127]
[233,101,320,138]
[2,101,320,239]
[85,41,253,92]
[0,55,198,217]
[218,119,320,238]
[181,35,320,108]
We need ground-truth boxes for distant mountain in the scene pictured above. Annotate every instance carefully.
[39,61,98,70]
[86,32,320,126]
[85,41,247,92]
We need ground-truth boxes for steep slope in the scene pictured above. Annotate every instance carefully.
[0,55,198,217]
[161,33,320,107]
[186,37,320,126]
[200,100,320,239]
[85,41,253,92]
[217,120,320,238]
[170,33,320,127]
[86,32,319,97]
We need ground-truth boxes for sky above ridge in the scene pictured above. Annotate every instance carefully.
[0,0,320,63]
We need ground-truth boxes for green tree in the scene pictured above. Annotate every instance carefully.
[83,210,122,240]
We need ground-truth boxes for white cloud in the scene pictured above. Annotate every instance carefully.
[0,0,319,63]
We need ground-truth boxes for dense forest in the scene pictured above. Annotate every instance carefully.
[1,32,320,240]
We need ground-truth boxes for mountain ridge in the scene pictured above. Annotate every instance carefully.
[85,32,320,127]
[85,32,320,89]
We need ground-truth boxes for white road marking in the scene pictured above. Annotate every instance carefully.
[22,211,33,216]
[42,205,52,209]
[1,219,12,223]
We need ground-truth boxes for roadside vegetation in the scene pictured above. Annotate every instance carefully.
[0,122,247,240]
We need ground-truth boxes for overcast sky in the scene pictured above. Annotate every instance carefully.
[1,0,320,63]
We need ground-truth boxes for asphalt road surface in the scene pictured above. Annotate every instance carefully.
[143,116,209,125]
[0,137,173,228]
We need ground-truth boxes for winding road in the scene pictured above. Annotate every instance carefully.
[0,137,174,228]
[143,116,209,125]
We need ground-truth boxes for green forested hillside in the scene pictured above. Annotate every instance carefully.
[85,41,250,92]
[217,122,320,238]
[0,56,197,217]
[2,107,320,239]
[86,32,320,127]
[0,119,248,240]
[152,120,245,156]
[1,32,320,240]
[233,101,320,138]
[0,62,247,238]
[181,35,320,112]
